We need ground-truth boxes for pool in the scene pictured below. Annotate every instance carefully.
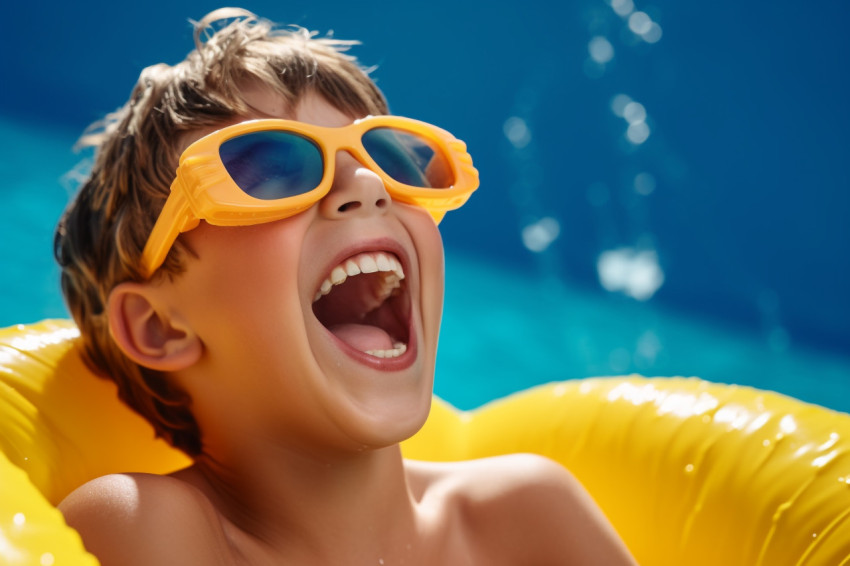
[2,112,849,414]
[438,254,850,412]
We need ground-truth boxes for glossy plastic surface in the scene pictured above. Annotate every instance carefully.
[2,320,849,565]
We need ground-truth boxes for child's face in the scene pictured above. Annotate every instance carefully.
[156,89,445,451]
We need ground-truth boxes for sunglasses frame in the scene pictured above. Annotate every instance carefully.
[140,116,479,278]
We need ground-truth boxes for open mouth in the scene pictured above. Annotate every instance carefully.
[312,251,411,359]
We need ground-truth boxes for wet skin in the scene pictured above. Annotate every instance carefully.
[59,90,638,566]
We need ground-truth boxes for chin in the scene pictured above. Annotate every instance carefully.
[331,363,436,450]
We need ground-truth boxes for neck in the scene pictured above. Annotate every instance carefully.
[182,437,424,562]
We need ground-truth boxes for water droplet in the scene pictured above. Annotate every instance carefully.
[610,94,633,117]
[521,217,561,253]
[610,0,634,17]
[628,12,653,35]
[597,247,664,300]
[503,117,532,149]
[635,330,662,366]
[634,172,656,195]
[623,102,647,124]
[588,36,615,64]
[642,22,663,43]
[626,121,651,144]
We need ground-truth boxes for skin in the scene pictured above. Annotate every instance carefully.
[59,90,638,565]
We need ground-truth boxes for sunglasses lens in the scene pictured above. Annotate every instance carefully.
[219,131,324,200]
[361,128,455,189]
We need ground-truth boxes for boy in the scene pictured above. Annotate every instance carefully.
[56,8,637,565]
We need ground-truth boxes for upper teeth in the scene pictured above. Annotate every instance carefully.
[314,252,405,303]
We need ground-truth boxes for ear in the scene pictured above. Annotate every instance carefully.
[107,282,202,372]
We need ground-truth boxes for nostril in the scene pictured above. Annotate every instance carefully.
[337,198,387,214]
[338,201,362,213]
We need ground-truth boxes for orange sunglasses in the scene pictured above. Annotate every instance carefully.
[140,116,479,278]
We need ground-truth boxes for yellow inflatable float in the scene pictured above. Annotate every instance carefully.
[2,319,850,565]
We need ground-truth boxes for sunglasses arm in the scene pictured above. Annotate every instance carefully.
[139,191,200,279]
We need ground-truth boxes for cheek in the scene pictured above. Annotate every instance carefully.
[174,221,307,342]
[421,227,445,313]
[401,207,446,337]
[422,246,445,347]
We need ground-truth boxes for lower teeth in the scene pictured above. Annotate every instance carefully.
[365,343,407,358]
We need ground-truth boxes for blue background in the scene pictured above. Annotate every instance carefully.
[2,1,848,409]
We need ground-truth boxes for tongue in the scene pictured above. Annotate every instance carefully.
[329,323,395,352]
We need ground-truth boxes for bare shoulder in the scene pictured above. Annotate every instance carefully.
[59,473,234,566]
[408,454,637,565]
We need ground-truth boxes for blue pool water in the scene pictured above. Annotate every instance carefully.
[2,0,848,413]
[438,254,850,411]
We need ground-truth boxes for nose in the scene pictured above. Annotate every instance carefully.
[318,150,390,220]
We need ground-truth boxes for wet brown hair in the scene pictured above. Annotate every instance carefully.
[54,7,388,455]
